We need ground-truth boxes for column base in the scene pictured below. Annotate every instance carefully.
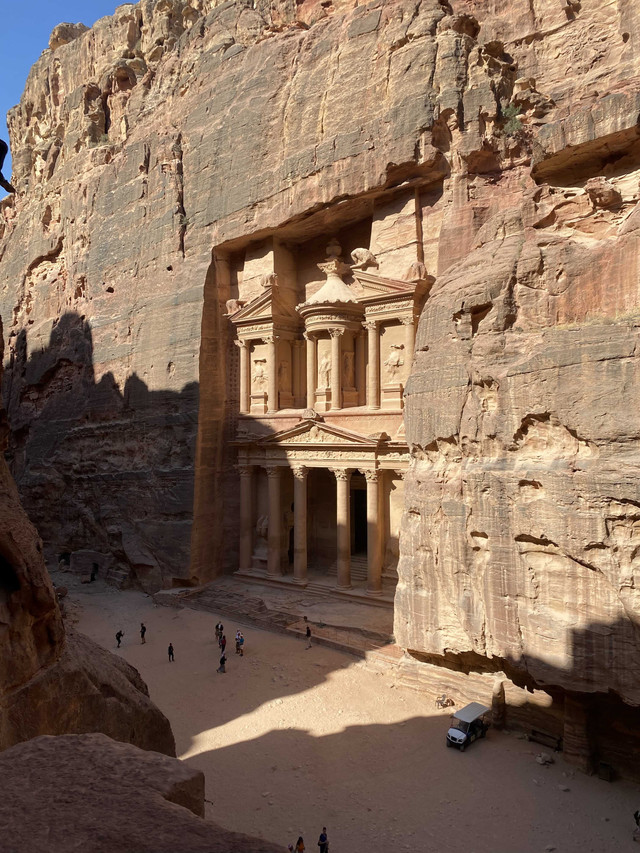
[292,576,308,586]
[336,583,353,591]
[366,587,383,597]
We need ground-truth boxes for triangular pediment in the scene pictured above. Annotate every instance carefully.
[351,270,416,301]
[230,286,300,327]
[259,419,381,448]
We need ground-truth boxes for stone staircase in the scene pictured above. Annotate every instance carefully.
[327,554,368,581]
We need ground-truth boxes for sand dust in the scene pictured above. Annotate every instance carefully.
[66,577,639,853]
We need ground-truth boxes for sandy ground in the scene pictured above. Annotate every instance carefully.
[64,576,639,853]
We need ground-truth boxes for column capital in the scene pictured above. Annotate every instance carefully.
[394,469,406,480]
[236,464,253,477]
[263,334,280,344]
[303,331,316,342]
[328,327,345,338]
[364,469,379,483]
[292,338,305,349]
[234,338,249,348]
[332,468,351,481]
[265,465,280,478]
[363,319,378,331]
[400,315,415,326]
[292,465,308,479]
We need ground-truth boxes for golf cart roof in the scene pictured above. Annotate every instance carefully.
[452,702,490,723]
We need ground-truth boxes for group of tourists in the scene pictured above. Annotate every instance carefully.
[288,827,329,852]
[114,619,247,672]
[215,622,245,672]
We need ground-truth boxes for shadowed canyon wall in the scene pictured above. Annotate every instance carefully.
[1,0,640,773]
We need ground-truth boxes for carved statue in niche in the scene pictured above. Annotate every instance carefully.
[254,514,268,560]
[278,359,290,390]
[318,354,331,388]
[343,351,355,389]
[252,358,267,389]
[383,343,404,380]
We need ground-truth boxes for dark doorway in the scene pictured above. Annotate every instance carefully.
[351,484,367,555]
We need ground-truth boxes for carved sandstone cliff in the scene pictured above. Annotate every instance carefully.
[1,0,639,774]
[0,315,175,753]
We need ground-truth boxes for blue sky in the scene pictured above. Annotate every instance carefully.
[0,1,119,183]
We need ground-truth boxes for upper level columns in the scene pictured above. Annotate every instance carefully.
[265,335,279,413]
[236,340,250,414]
[329,328,343,410]
[364,320,380,409]
[305,332,316,410]
[402,315,416,369]
[364,469,383,595]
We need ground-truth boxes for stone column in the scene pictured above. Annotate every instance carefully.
[333,468,351,589]
[305,332,316,410]
[329,328,343,410]
[238,465,253,570]
[365,469,382,595]
[265,335,279,413]
[235,340,250,415]
[266,465,282,576]
[355,330,366,406]
[364,320,380,409]
[292,339,304,408]
[402,315,416,369]
[292,466,308,584]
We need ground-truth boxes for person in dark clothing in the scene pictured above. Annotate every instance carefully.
[0,140,16,194]
[168,643,175,662]
[317,827,328,853]
[220,634,226,654]
[634,810,640,828]
[217,652,226,673]
[115,630,124,648]
[140,623,147,644]
[306,624,312,649]
[90,562,98,582]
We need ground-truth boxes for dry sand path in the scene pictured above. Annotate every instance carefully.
[67,578,639,853]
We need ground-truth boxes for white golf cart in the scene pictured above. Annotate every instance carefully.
[446,702,490,751]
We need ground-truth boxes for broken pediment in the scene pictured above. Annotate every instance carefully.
[230,279,301,333]
[350,269,419,302]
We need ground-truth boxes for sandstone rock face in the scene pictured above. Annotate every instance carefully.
[0,317,175,754]
[0,733,283,853]
[1,0,639,775]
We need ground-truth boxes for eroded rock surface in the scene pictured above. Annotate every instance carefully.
[0,733,283,853]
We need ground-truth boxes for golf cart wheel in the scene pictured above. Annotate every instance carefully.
[446,739,452,748]
[459,743,466,752]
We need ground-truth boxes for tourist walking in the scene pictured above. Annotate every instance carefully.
[220,633,227,654]
[215,622,223,642]
[317,827,328,852]
[140,622,146,644]
[217,652,227,673]
[168,643,174,662]
[115,630,124,648]
[306,624,312,649]
[235,631,244,655]
[294,836,305,853]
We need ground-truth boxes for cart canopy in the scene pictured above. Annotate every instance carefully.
[452,702,490,724]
